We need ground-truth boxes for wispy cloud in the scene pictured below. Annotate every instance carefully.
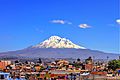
[50,20,72,25]
[116,19,120,24]
[66,21,72,25]
[50,19,92,29]
[78,24,91,28]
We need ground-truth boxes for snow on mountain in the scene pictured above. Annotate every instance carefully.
[32,36,86,49]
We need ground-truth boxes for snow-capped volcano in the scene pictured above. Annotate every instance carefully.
[32,36,86,49]
[0,36,118,59]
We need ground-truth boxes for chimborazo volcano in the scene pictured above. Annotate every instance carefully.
[0,36,119,59]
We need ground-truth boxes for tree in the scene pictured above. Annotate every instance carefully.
[15,60,19,63]
[108,59,120,71]
[77,58,80,62]
[38,58,42,64]
[25,61,28,64]
[85,56,92,64]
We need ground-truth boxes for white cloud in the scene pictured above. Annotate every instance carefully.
[50,20,72,25]
[116,19,120,24]
[67,22,72,25]
[51,20,65,24]
[78,24,91,28]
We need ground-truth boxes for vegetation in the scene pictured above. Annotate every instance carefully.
[85,56,92,64]
[108,59,120,71]
[38,58,42,64]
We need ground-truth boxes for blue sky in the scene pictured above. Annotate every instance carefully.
[0,0,119,53]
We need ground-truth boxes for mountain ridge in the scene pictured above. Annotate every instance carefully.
[0,36,119,59]
[0,48,119,59]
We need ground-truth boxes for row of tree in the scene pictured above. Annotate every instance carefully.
[108,59,120,71]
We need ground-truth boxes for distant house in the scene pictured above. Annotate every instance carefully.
[0,60,11,70]
[0,72,10,79]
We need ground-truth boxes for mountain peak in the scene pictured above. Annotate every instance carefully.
[49,36,61,40]
[32,36,86,49]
